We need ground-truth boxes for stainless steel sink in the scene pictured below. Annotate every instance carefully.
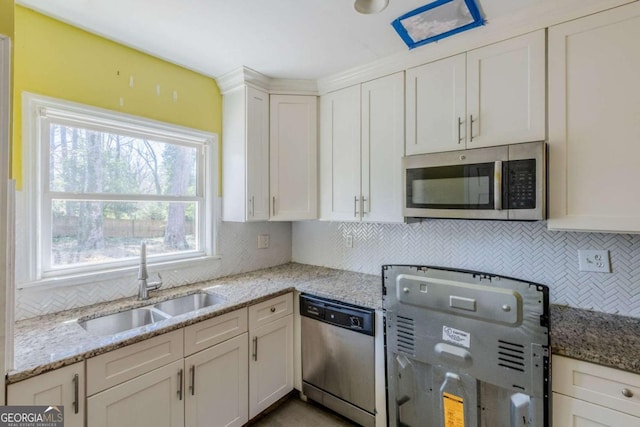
[78,291,227,336]
[78,307,170,336]
[153,292,226,316]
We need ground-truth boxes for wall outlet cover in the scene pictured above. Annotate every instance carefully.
[257,234,269,249]
[345,234,353,248]
[578,249,611,273]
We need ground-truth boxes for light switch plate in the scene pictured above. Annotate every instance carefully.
[578,249,611,273]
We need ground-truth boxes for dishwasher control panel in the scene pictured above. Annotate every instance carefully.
[300,294,374,336]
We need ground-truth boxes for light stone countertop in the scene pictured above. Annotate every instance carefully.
[8,262,640,384]
[9,263,381,384]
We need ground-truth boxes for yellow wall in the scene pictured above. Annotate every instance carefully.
[0,0,14,38]
[13,6,222,190]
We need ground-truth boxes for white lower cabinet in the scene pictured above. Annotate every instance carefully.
[248,293,294,418]
[7,361,86,427]
[86,308,250,427]
[7,300,295,427]
[553,393,639,426]
[184,333,248,427]
[87,359,184,427]
[552,355,640,426]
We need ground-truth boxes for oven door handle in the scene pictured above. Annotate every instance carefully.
[494,161,502,210]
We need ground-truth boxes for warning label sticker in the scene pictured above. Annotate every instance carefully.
[442,325,471,348]
[443,392,465,427]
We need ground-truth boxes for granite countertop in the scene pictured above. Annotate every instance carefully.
[9,263,381,383]
[550,304,640,373]
[9,262,640,384]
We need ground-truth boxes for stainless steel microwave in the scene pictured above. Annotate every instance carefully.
[402,141,546,221]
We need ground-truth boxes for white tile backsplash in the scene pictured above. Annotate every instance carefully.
[293,220,640,317]
[16,221,292,320]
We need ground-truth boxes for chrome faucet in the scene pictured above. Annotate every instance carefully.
[138,242,162,300]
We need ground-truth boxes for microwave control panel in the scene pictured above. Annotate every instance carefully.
[505,159,536,209]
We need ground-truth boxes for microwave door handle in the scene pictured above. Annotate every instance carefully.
[494,161,502,210]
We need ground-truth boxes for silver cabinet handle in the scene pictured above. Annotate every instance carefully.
[177,368,183,400]
[272,196,276,216]
[251,196,255,217]
[354,196,359,218]
[457,117,463,144]
[494,161,502,210]
[469,114,476,142]
[189,365,195,396]
[72,373,79,414]
[361,197,367,218]
[253,336,258,361]
[622,388,634,398]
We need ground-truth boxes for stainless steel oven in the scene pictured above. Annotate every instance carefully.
[383,265,550,427]
[402,141,545,221]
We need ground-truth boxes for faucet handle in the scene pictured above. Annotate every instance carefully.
[148,273,163,291]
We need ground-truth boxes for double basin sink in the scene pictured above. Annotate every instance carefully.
[78,291,226,336]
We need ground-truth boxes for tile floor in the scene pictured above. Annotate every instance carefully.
[250,397,359,427]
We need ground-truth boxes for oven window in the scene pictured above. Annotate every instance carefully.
[406,163,495,209]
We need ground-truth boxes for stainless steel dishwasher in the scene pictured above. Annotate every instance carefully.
[300,294,376,427]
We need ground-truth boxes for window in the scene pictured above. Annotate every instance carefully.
[19,93,218,285]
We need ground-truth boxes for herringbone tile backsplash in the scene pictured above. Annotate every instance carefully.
[16,221,292,320]
[293,220,640,318]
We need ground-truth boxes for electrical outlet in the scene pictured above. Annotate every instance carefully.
[257,234,269,249]
[578,249,611,273]
[345,234,353,248]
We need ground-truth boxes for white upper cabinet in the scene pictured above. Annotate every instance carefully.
[320,85,362,221]
[320,72,405,223]
[361,72,405,223]
[548,2,640,233]
[466,30,546,149]
[406,54,466,155]
[406,30,546,154]
[223,85,270,222]
[269,95,318,221]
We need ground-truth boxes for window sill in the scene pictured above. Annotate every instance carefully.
[17,255,223,292]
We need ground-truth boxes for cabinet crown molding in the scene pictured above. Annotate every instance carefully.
[216,66,318,95]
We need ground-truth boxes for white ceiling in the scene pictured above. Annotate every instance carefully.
[16,0,539,80]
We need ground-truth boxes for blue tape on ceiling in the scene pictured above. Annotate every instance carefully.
[391,0,485,50]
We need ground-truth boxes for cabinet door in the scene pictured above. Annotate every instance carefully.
[87,359,184,427]
[548,2,640,233]
[361,72,405,223]
[320,85,361,221]
[553,393,640,426]
[249,315,294,418]
[406,54,466,155]
[466,30,545,149]
[270,95,318,221]
[185,333,248,427]
[8,362,85,427]
[245,86,270,221]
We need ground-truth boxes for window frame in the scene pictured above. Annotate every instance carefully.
[18,92,219,289]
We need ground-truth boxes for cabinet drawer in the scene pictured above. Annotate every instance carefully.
[553,392,640,426]
[553,355,640,417]
[249,293,293,329]
[87,329,183,396]
[184,308,248,356]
